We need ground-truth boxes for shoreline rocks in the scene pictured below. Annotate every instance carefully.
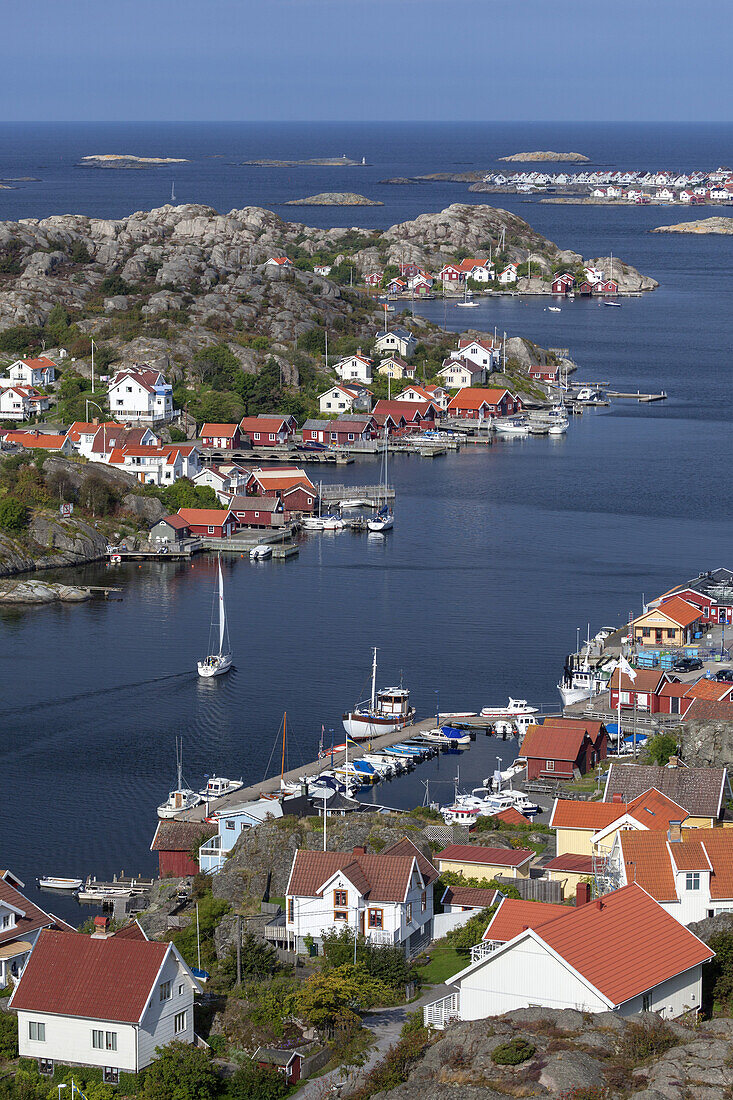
[76,154,188,169]
[0,579,92,604]
[652,216,733,234]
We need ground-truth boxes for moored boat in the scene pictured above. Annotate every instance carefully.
[158,739,203,819]
[494,417,530,436]
[199,775,244,800]
[342,647,414,740]
[38,876,83,891]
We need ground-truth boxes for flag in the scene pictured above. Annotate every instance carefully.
[618,654,637,682]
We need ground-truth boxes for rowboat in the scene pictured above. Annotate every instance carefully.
[38,876,83,890]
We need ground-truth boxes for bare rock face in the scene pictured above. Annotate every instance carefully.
[676,718,733,768]
[652,217,733,234]
[0,579,91,603]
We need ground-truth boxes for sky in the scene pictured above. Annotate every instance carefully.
[3,0,732,122]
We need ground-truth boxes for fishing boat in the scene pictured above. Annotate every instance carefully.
[157,739,203,819]
[197,557,233,677]
[548,416,569,435]
[37,876,83,891]
[480,698,538,723]
[494,417,530,436]
[367,432,393,532]
[342,647,415,739]
[558,653,613,707]
[198,775,244,800]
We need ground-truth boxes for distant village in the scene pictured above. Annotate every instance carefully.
[482,164,733,204]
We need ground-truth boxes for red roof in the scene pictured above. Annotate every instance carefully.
[550,800,629,830]
[176,508,234,526]
[684,678,733,702]
[483,898,569,942]
[9,929,172,1022]
[0,876,57,948]
[373,400,435,421]
[287,847,423,903]
[201,423,239,436]
[492,806,531,826]
[437,844,533,868]
[521,722,596,763]
[17,356,56,369]
[441,885,500,909]
[620,829,733,902]
[240,416,289,434]
[447,388,513,411]
[4,432,66,449]
[515,884,714,1005]
[653,596,703,628]
[160,514,191,530]
[543,853,594,874]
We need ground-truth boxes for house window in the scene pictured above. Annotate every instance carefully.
[421,891,427,913]
[92,1030,104,1049]
[160,980,172,1001]
[174,1012,186,1034]
[620,692,631,704]
[269,434,275,441]
[686,872,700,891]
[667,629,676,639]
[406,903,413,922]
[368,908,383,929]
[642,993,652,1011]
[39,1060,54,1076]
[106,1032,117,1051]
[288,898,294,922]
[225,819,235,829]
[29,1022,45,1042]
[104,1069,119,1086]
[254,433,260,441]
[1,915,10,929]
[546,760,555,771]
[179,983,185,996]
[334,890,348,908]
[334,910,348,921]
[642,628,651,638]
[207,526,215,534]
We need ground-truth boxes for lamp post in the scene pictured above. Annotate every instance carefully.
[85,399,108,455]
[58,1083,68,1100]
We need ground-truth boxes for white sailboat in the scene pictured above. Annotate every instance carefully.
[157,738,203,818]
[367,431,393,532]
[171,181,176,203]
[342,647,415,740]
[456,279,478,308]
[197,557,233,677]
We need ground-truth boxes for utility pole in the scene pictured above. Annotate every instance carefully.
[324,327,328,368]
[91,339,95,394]
[236,914,242,985]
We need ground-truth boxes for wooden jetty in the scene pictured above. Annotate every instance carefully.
[272,542,299,560]
[606,390,668,402]
[320,484,395,504]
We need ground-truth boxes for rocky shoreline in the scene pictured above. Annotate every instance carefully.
[0,579,93,604]
[499,150,590,163]
[651,216,733,234]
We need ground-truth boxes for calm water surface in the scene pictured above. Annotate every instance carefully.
[0,122,731,919]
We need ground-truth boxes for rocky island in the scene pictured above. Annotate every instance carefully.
[499,150,590,163]
[76,155,189,169]
[0,579,92,604]
[243,156,366,167]
[284,192,382,206]
[652,216,733,234]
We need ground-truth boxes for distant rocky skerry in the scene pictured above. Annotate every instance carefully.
[652,216,733,234]
[76,155,189,169]
[284,192,382,206]
[499,150,590,163]
[243,156,366,167]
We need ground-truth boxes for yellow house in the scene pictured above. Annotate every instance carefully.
[603,762,730,830]
[542,854,594,899]
[632,596,702,648]
[435,844,533,881]
[377,356,413,380]
[550,789,690,860]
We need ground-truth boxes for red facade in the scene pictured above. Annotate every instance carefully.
[201,428,242,449]
[231,506,279,527]
[157,850,200,878]
[525,733,606,781]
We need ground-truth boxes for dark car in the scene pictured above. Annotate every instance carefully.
[672,656,704,672]
[714,668,733,682]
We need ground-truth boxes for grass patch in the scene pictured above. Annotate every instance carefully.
[415,943,465,984]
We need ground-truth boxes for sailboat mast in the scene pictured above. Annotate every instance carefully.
[281,712,287,787]
[218,557,226,657]
[371,647,378,711]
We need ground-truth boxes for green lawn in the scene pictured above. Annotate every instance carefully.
[416,943,465,985]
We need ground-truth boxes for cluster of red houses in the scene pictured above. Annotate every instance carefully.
[200,415,299,451]
[609,668,733,721]
[551,272,619,296]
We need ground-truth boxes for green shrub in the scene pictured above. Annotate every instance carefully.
[0,1009,18,1060]
[491,1036,536,1065]
[225,1061,291,1100]
[620,1018,678,1062]
[0,496,29,531]
[99,274,130,298]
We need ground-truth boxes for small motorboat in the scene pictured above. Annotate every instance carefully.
[158,739,204,819]
[548,306,561,313]
[199,775,244,800]
[603,299,621,307]
[339,499,369,509]
[322,515,345,531]
[38,876,83,891]
[494,417,530,437]
[421,725,472,747]
[480,698,538,721]
[301,516,327,530]
[548,418,568,435]
[250,544,272,560]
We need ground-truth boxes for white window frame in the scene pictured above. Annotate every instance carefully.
[546,760,555,771]
[29,1021,46,1042]
[92,1030,104,1049]
[174,1011,186,1034]
[686,872,700,891]
[160,979,172,1002]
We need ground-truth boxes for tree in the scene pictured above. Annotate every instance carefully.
[0,1009,18,1061]
[80,474,116,516]
[140,1042,220,1100]
[445,907,498,954]
[645,732,679,766]
[99,274,130,297]
[321,928,414,987]
[193,344,241,389]
[0,496,29,531]
[161,479,218,513]
[226,1062,290,1100]
[294,963,396,1028]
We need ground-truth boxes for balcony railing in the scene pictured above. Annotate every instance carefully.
[423,991,460,1029]
[470,940,497,964]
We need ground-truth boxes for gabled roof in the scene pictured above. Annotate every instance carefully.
[150,820,216,853]
[608,668,669,695]
[112,920,148,941]
[604,764,728,818]
[550,800,629,830]
[493,806,531,826]
[447,388,514,411]
[441,885,500,909]
[0,876,58,947]
[14,356,56,369]
[9,929,187,1023]
[437,844,533,868]
[176,508,235,526]
[287,847,420,903]
[157,514,191,530]
[683,697,733,721]
[543,853,594,874]
[373,400,435,421]
[230,495,282,513]
[619,829,733,902]
[382,837,439,884]
[201,423,239,436]
[4,431,67,449]
[482,898,569,942]
[636,596,702,628]
[684,678,733,702]
[239,416,290,434]
[375,327,412,341]
[249,467,316,494]
[520,722,594,763]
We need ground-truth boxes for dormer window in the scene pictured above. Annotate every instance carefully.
[0,912,14,930]
[685,873,700,891]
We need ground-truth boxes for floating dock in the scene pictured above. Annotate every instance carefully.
[606,390,668,402]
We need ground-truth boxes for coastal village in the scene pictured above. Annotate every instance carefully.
[478,164,733,203]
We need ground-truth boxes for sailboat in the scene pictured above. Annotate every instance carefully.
[342,647,415,740]
[367,431,393,532]
[171,181,176,203]
[157,738,203,818]
[197,557,233,677]
[456,278,478,308]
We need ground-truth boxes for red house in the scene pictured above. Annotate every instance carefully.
[529,365,560,383]
[245,467,318,515]
[150,821,216,878]
[597,280,619,294]
[609,668,670,713]
[372,400,439,433]
[176,508,237,537]
[309,418,378,446]
[520,718,607,781]
[551,273,575,295]
[578,281,595,296]
[239,416,296,447]
[230,495,284,527]
[200,423,242,449]
[364,271,383,287]
[447,387,521,419]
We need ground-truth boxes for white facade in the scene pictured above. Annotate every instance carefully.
[451,343,499,370]
[319,386,357,414]
[0,387,49,419]
[437,362,484,389]
[334,356,373,384]
[498,265,518,285]
[5,359,56,388]
[286,860,433,957]
[608,837,733,926]
[108,369,175,424]
[374,330,417,358]
[15,946,196,1076]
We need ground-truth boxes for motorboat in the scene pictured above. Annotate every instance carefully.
[158,739,203,819]
[302,515,327,530]
[250,544,272,560]
[333,760,376,784]
[339,499,369,509]
[342,647,415,739]
[421,726,471,747]
[361,754,396,777]
[479,699,538,736]
[322,515,345,531]
[548,417,568,435]
[603,299,621,307]
[199,775,244,800]
[197,557,233,678]
[368,431,394,532]
[37,876,83,891]
[494,417,530,436]
[548,306,561,313]
[441,801,481,826]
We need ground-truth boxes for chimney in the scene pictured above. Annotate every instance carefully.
[612,792,623,804]
[353,845,366,855]
[668,755,679,768]
[576,882,591,908]
[91,915,111,939]
[595,898,604,911]
[668,820,683,843]
[93,417,99,425]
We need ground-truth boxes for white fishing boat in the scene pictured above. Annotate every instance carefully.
[480,698,538,722]
[37,876,83,891]
[441,801,480,825]
[250,544,272,560]
[342,647,414,740]
[548,417,569,435]
[199,775,244,800]
[368,431,393,532]
[558,657,612,707]
[197,557,233,677]
[494,417,530,436]
[157,739,203,819]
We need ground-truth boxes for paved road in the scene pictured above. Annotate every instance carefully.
[291,984,454,1100]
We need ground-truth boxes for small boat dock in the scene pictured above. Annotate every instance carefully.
[606,390,668,402]
[320,484,396,505]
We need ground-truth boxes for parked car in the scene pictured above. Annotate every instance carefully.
[714,668,733,682]
[672,656,704,672]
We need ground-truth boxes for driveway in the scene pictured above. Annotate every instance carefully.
[292,984,454,1100]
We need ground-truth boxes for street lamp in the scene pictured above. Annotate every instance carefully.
[58,1083,68,1100]
[85,399,108,456]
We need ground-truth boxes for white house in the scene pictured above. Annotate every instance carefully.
[0,386,50,419]
[498,264,518,285]
[437,358,486,389]
[105,443,200,486]
[423,884,714,1029]
[313,264,332,277]
[285,839,438,957]
[10,924,200,1081]
[377,357,416,380]
[374,328,417,359]
[107,367,175,425]
[265,256,293,268]
[334,354,373,385]
[198,798,284,874]
[318,384,372,415]
[451,339,500,372]
[193,464,248,503]
[396,384,449,410]
[0,870,70,989]
[3,357,57,389]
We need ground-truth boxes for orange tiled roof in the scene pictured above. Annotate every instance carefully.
[176,508,233,525]
[626,788,689,830]
[483,898,569,942]
[619,829,733,902]
[684,678,733,702]
[652,596,703,627]
[493,806,531,826]
[550,800,628,830]
[447,388,512,410]
[437,844,533,868]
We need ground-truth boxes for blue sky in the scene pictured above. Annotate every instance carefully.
[3,0,731,121]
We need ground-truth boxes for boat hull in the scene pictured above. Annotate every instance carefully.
[198,654,233,678]
[558,682,592,707]
[367,517,393,532]
[38,878,82,890]
[342,709,414,741]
